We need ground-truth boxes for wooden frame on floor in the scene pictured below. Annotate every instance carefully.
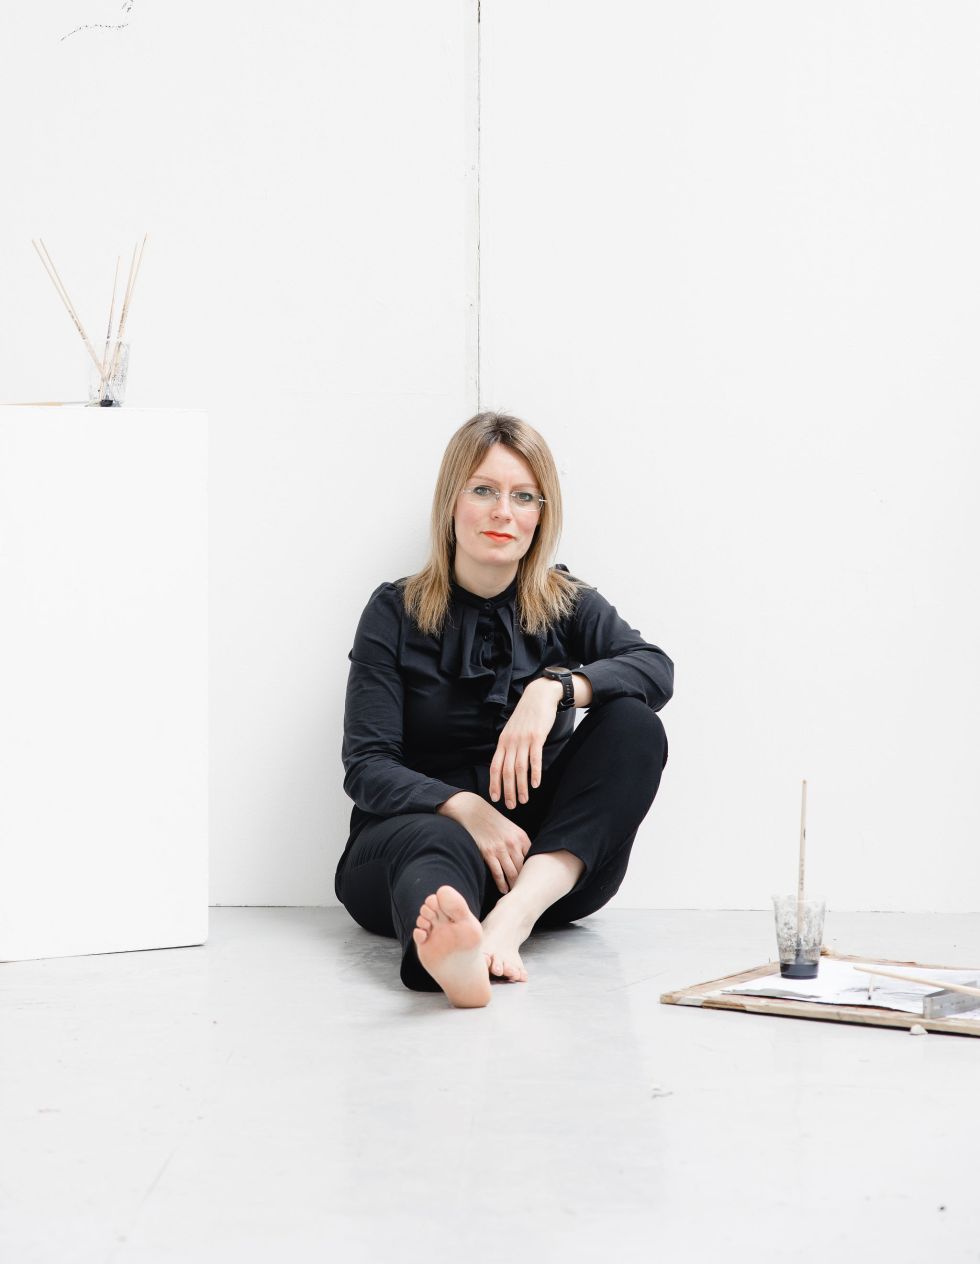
[660,949,980,1038]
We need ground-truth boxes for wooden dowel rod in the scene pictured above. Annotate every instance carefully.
[796,779,807,941]
[857,966,980,999]
[33,239,106,380]
[101,255,121,391]
[117,239,139,333]
[108,234,146,385]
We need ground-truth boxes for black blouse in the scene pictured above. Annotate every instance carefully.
[338,565,673,869]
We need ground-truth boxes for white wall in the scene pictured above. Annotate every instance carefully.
[2,3,978,911]
[0,1,479,905]
[480,2,980,910]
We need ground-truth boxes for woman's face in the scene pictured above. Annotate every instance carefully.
[452,443,541,586]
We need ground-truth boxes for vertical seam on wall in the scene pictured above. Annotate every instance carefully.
[476,0,482,410]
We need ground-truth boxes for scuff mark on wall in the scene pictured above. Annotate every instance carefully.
[61,0,134,43]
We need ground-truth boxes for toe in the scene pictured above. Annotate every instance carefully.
[412,927,427,947]
[502,956,525,982]
[436,886,470,921]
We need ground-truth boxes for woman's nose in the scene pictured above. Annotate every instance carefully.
[491,495,513,520]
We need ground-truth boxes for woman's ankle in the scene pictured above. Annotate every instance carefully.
[485,889,538,937]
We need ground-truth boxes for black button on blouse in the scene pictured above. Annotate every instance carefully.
[339,565,674,864]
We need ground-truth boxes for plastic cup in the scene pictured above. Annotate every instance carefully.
[771,895,825,979]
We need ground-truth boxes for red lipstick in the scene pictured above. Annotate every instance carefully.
[484,531,514,540]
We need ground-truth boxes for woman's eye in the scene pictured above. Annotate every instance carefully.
[473,486,494,497]
[514,492,535,505]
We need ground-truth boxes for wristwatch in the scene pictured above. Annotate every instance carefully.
[543,667,576,711]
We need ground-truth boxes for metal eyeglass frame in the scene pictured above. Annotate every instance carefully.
[461,486,546,513]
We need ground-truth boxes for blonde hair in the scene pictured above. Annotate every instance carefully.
[402,411,586,636]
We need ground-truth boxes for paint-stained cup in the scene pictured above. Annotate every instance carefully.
[771,895,825,979]
[88,340,129,406]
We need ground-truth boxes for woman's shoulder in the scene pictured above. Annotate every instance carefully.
[367,576,408,596]
[547,564,599,633]
[350,580,412,658]
[553,561,582,580]
[358,578,409,622]
[551,562,596,593]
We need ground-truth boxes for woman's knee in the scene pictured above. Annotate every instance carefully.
[421,812,481,853]
[383,813,485,887]
[360,810,474,857]
[343,812,484,898]
[589,696,668,768]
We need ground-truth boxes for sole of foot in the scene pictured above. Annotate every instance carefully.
[413,885,492,1008]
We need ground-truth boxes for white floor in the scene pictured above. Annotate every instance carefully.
[2,908,979,1264]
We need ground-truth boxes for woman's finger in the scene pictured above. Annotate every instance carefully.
[529,740,543,790]
[506,835,526,871]
[499,849,520,890]
[501,747,519,809]
[515,744,531,803]
[489,856,508,895]
[488,746,504,803]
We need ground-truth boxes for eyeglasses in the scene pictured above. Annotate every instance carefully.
[461,485,546,514]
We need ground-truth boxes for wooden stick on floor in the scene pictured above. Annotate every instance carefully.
[857,965,980,999]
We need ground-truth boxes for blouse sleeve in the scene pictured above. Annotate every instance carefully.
[567,585,673,712]
[342,583,463,817]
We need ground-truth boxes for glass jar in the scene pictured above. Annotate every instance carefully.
[88,341,129,406]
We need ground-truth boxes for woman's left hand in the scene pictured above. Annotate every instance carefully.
[489,677,564,809]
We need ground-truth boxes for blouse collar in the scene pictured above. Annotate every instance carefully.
[449,573,519,611]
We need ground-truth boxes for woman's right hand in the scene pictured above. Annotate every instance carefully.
[437,792,532,895]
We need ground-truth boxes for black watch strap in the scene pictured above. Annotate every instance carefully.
[544,668,576,711]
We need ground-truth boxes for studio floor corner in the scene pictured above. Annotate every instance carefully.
[3,907,979,1264]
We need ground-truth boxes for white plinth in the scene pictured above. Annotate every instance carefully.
[0,407,208,961]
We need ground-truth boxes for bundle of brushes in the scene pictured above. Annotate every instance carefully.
[33,235,147,406]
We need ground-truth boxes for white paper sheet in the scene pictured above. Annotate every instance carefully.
[721,958,980,1017]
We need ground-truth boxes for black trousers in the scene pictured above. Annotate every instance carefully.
[335,697,669,991]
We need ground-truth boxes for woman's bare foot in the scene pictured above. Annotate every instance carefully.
[480,894,535,983]
[413,886,492,1008]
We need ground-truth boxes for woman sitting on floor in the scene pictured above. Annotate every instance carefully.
[335,410,673,1007]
